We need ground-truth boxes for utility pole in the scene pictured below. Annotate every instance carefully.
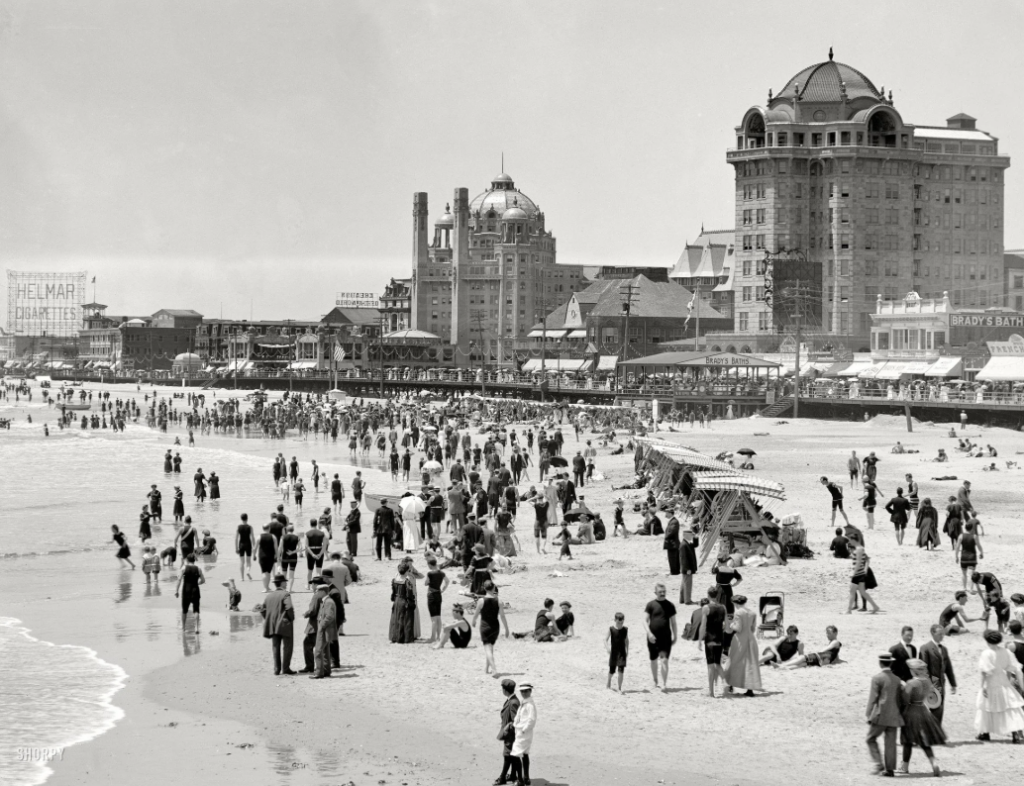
[619,281,639,361]
[694,284,701,351]
[792,313,801,419]
[378,316,386,398]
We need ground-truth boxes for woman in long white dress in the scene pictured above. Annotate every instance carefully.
[400,497,423,553]
[725,595,762,696]
[975,629,1024,743]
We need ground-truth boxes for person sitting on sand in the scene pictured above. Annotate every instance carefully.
[934,449,948,463]
[760,625,805,666]
[434,603,472,650]
[892,442,906,454]
[780,625,841,669]
[938,590,980,634]
[830,528,851,559]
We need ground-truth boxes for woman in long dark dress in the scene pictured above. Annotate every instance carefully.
[899,659,946,775]
[664,512,681,575]
[111,525,135,569]
[943,496,963,549]
[389,562,417,643]
[472,581,509,674]
[208,472,220,500]
[163,450,173,473]
[193,469,207,502]
[915,498,940,550]
[172,486,185,522]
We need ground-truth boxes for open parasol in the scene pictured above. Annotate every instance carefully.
[422,460,444,473]
[400,496,426,518]
[737,448,757,456]
[548,456,569,468]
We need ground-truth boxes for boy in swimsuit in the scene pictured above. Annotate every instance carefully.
[938,591,979,634]
[605,612,629,692]
[820,477,850,526]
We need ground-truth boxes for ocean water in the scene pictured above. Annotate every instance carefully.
[0,618,126,786]
[0,381,398,784]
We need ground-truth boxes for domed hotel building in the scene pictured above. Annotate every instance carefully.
[410,172,585,365]
[727,51,1010,348]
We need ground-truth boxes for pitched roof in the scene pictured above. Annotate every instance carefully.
[670,228,735,280]
[586,276,722,320]
[322,306,380,326]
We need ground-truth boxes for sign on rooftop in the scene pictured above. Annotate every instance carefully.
[335,292,379,308]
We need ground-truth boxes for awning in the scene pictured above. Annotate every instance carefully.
[975,357,1024,382]
[691,472,787,500]
[526,329,567,339]
[520,358,591,373]
[94,361,112,369]
[901,361,933,375]
[835,360,873,377]
[798,361,831,377]
[925,357,963,377]
[4,360,16,369]
[858,364,885,379]
[597,355,618,372]
[875,362,910,380]
[566,329,587,339]
[288,360,319,370]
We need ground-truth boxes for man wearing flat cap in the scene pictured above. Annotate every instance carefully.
[866,652,907,776]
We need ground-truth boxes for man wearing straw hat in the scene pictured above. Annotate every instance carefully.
[866,652,907,776]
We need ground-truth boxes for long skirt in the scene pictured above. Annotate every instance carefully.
[389,598,416,643]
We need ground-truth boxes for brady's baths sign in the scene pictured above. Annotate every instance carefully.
[950,314,1024,329]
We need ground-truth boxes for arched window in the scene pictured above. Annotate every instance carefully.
[745,113,766,149]
[740,345,752,353]
[869,112,898,148]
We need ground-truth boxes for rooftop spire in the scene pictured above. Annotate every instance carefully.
[828,46,834,61]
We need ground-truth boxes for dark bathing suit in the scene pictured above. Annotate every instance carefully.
[237,523,253,556]
[181,564,201,613]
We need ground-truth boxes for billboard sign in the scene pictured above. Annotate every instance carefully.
[335,292,379,308]
[951,314,1024,329]
[7,271,87,337]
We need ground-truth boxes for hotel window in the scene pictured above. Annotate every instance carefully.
[840,233,850,249]
[742,286,752,303]
[743,210,752,226]
[755,234,765,250]
[827,132,836,146]
[778,160,788,174]
[756,209,766,224]
[812,133,823,147]
[840,132,851,146]
[866,260,878,276]
[738,313,749,331]
[756,184,766,198]
[794,182,803,198]
[742,260,752,276]
[758,313,769,331]
[755,286,766,301]
[742,235,752,250]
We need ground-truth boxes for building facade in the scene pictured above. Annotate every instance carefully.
[669,228,736,322]
[410,172,586,366]
[727,50,1010,349]
[379,278,412,333]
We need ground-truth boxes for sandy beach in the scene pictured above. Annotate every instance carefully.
[4,389,1024,785]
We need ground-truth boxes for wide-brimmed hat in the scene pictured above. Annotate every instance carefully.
[271,574,288,585]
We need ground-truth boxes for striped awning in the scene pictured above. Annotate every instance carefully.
[690,472,786,500]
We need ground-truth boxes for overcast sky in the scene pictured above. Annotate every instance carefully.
[1,0,1021,322]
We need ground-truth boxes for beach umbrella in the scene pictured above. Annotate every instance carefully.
[737,448,757,456]
[548,456,569,468]
[421,424,438,431]
[422,460,443,473]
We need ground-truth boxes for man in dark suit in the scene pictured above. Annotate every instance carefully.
[866,652,906,776]
[888,626,918,682]
[919,624,957,726]
[373,498,396,561]
[260,574,296,675]
[461,515,484,570]
[495,678,521,785]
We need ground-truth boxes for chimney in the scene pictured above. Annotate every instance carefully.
[451,187,470,348]
[411,192,428,330]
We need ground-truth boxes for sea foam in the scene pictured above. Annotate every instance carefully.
[0,617,126,786]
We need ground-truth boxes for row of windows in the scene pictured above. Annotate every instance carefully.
[736,313,771,331]
[738,158,1002,182]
